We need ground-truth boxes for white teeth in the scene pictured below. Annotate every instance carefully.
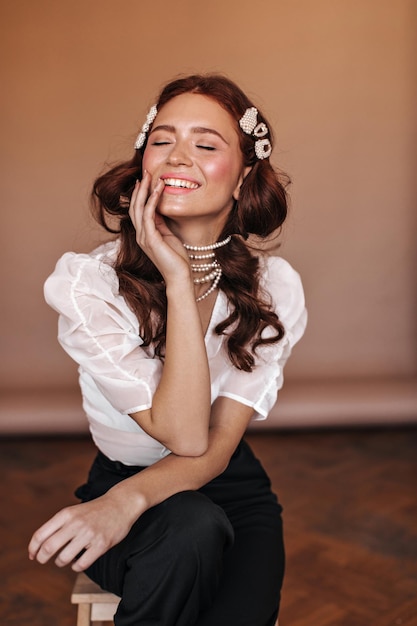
[163,178,199,189]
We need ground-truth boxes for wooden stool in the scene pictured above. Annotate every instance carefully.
[71,572,279,625]
[71,572,120,625]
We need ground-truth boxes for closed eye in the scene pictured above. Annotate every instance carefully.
[196,145,216,151]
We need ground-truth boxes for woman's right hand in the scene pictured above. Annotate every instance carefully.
[28,489,145,572]
[129,172,191,286]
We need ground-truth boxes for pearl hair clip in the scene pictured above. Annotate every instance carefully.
[239,107,272,160]
[134,104,158,149]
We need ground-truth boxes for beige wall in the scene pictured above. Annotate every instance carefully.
[1,0,416,432]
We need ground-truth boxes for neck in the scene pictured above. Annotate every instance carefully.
[164,217,225,248]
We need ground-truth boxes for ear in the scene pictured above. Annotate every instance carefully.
[233,166,252,201]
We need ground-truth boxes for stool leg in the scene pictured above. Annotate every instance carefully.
[76,602,92,626]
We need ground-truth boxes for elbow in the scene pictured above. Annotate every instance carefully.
[170,435,209,458]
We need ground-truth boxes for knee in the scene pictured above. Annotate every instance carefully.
[162,491,234,555]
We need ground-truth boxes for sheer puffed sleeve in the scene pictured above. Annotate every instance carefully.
[44,244,163,415]
[216,256,307,420]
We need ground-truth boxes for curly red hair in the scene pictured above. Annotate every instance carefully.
[92,74,289,371]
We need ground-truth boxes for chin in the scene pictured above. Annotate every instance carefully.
[157,200,193,218]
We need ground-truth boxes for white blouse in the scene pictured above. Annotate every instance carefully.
[45,240,307,465]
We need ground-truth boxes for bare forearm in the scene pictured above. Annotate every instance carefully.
[151,282,211,453]
[111,400,254,523]
[107,432,226,523]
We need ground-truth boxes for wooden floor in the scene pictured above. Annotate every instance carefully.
[1,427,416,625]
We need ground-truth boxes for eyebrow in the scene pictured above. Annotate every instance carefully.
[150,125,229,144]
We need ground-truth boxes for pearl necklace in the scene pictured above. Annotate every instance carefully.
[183,235,231,302]
[183,236,232,252]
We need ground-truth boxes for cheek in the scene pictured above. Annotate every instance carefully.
[142,145,164,175]
[206,157,240,186]
[142,149,153,173]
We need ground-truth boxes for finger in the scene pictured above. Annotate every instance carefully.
[142,178,164,223]
[28,510,68,559]
[129,178,140,205]
[71,542,110,572]
[34,522,82,565]
[135,178,164,249]
[128,180,142,229]
[129,171,152,217]
[54,532,94,569]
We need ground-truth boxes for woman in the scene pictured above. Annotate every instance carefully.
[29,74,307,626]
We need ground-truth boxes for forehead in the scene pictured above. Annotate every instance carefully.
[155,93,238,135]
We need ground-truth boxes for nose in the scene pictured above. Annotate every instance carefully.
[166,140,193,166]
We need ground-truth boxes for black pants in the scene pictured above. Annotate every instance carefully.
[75,440,284,626]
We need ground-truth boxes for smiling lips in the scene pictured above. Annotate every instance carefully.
[162,177,200,190]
